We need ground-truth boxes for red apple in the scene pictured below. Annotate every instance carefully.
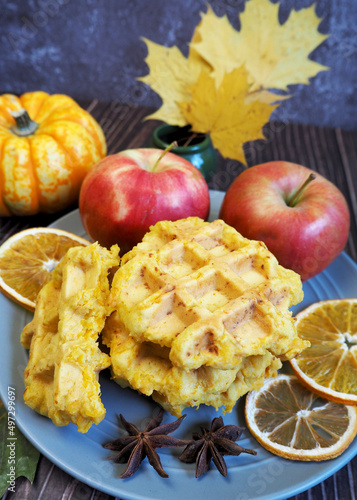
[79,148,210,254]
[219,161,350,281]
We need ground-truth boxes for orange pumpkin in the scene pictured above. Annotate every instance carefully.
[0,91,107,216]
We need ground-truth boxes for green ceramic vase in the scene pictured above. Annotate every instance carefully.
[149,124,217,182]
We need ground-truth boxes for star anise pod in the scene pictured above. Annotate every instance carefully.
[179,416,257,478]
[103,408,189,478]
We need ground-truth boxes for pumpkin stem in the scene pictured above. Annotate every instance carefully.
[11,109,38,137]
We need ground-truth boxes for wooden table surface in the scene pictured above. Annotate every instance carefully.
[1,101,357,500]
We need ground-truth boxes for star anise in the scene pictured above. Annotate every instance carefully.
[179,416,257,478]
[103,408,189,478]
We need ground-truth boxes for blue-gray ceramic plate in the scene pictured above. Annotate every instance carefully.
[0,190,356,500]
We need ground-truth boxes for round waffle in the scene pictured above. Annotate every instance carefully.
[103,310,282,417]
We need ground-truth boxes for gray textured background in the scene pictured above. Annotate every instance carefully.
[1,0,356,130]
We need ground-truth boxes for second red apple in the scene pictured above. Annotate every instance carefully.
[219,162,350,281]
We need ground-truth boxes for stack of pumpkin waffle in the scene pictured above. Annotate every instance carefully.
[103,218,308,417]
[21,217,309,430]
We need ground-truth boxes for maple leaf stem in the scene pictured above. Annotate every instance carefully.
[182,133,197,147]
[153,141,178,170]
[287,173,316,207]
[247,86,265,96]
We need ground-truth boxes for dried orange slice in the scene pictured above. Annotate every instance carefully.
[290,299,357,405]
[0,227,89,311]
[245,374,357,461]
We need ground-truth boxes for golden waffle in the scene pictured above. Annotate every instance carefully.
[111,218,306,370]
[104,217,309,416]
[103,311,282,417]
[22,243,120,433]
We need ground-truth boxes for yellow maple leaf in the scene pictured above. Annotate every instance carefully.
[188,19,212,74]
[190,5,238,87]
[190,10,289,106]
[191,0,329,91]
[179,66,277,164]
[138,39,201,126]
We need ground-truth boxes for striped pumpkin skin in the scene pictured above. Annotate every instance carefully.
[0,91,106,216]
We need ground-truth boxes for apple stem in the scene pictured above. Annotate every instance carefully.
[153,141,178,170]
[287,172,316,207]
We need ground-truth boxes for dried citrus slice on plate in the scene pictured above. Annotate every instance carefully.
[245,374,357,461]
[290,299,357,405]
[0,227,89,311]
